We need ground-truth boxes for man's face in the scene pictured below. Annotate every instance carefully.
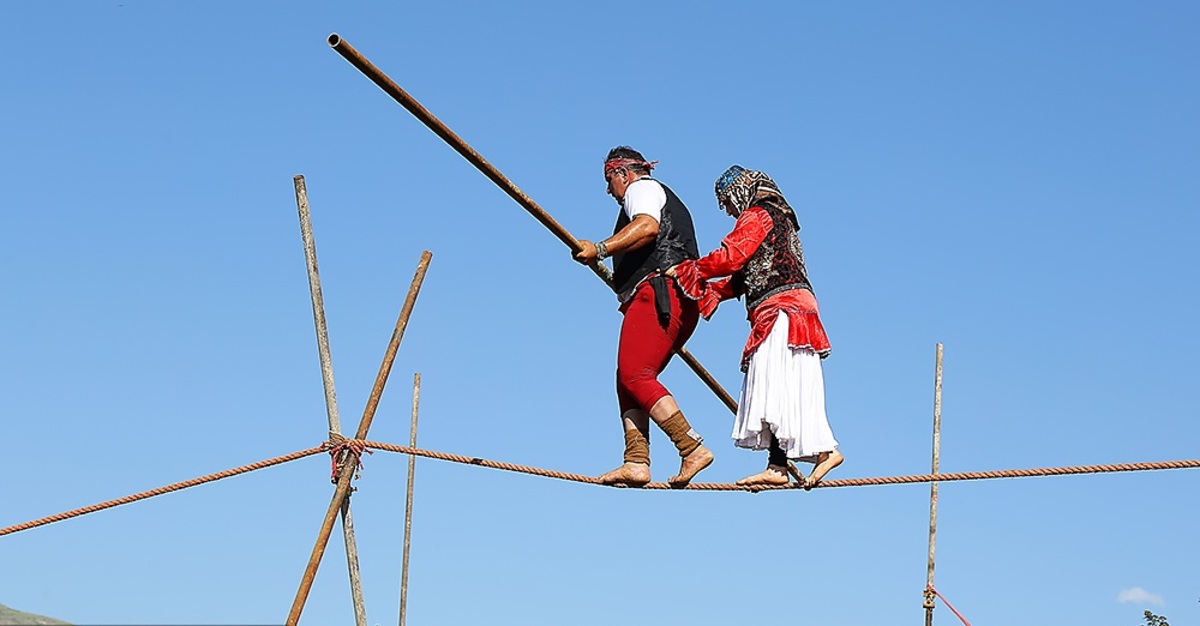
[606,168,633,204]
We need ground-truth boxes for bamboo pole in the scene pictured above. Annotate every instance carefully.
[293,175,369,626]
[924,343,944,626]
[326,34,738,414]
[398,373,421,626]
[288,251,434,626]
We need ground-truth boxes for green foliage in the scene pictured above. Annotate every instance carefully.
[0,602,72,625]
[1142,609,1169,626]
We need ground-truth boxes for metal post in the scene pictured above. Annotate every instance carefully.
[288,251,433,626]
[924,343,944,626]
[293,175,368,626]
[398,373,421,626]
[326,34,738,415]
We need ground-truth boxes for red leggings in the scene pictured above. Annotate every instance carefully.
[616,280,699,414]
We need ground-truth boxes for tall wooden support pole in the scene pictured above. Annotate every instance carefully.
[293,175,368,626]
[288,251,433,626]
[398,373,421,626]
[924,343,944,626]
[326,34,738,414]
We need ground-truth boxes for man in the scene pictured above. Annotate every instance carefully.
[574,146,713,487]
[673,165,842,489]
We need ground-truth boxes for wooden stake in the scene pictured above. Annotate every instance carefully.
[399,373,421,626]
[924,343,944,626]
[288,251,433,626]
[293,174,369,626]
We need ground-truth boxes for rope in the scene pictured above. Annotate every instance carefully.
[360,440,1200,491]
[326,432,373,482]
[929,586,973,626]
[3,438,1197,538]
[0,445,327,537]
[364,441,603,485]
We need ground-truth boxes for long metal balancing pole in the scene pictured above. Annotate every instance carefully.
[398,373,421,626]
[326,33,737,414]
[292,175,368,626]
[924,343,944,626]
[288,251,434,626]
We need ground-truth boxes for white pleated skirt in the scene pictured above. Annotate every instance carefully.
[732,312,839,460]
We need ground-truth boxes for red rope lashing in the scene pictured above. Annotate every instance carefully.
[325,435,373,482]
[929,586,972,626]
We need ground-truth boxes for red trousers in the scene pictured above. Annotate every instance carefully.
[616,279,700,414]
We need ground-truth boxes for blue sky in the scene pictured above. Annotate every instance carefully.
[3,2,1197,624]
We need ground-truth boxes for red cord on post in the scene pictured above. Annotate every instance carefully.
[325,436,373,482]
[928,586,972,626]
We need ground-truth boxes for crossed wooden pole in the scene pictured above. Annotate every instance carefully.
[287,176,431,625]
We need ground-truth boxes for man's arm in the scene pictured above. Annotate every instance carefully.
[575,214,659,264]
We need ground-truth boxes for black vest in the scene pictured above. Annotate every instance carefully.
[611,180,700,296]
[732,202,813,312]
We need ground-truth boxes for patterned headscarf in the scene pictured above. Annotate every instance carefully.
[714,165,794,226]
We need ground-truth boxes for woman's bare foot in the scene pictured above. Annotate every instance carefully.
[668,445,714,487]
[736,465,791,491]
[598,462,651,487]
[803,449,844,490]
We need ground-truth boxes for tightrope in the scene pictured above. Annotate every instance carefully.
[0,446,328,537]
[3,439,1197,537]
[359,441,1200,491]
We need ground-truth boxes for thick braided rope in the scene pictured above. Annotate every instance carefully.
[360,441,1200,491]
[363,441,603,484]
[5,441,1197,538]
[0,445,328,537]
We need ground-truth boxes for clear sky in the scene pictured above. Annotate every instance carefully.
[3,2,1197,625]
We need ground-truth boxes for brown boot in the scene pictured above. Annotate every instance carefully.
[657,411,713,486]
[597,462,651,487]
[598,426,652,487]
[622,428,650,465]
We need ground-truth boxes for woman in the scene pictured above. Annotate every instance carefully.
[673,165,842,488]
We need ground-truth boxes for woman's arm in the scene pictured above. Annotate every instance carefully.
[694,207,773,279]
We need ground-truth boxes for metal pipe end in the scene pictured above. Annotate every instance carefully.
[328,33,342,47]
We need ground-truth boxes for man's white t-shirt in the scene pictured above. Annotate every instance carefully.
[622,178,666,223]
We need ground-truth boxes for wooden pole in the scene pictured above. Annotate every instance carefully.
[293,175,369,626]
[288,251,433,626]
[924,343,944,626]
[326,34,738,415]
[398,373,421,626]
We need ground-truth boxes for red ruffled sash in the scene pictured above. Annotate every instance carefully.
[741,289,830,371]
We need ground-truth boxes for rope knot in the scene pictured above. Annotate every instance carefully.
[324,432,373,483]
[926,585,973,626]
[922,586,936,609]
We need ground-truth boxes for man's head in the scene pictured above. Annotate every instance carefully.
[604,146,655,203]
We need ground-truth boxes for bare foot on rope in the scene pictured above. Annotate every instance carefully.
[598,462,651,488]
[803,450,844,490]
[668,445,714,487]
[736,465,791,491]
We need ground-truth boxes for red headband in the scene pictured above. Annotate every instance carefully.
[604,158,658,174]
